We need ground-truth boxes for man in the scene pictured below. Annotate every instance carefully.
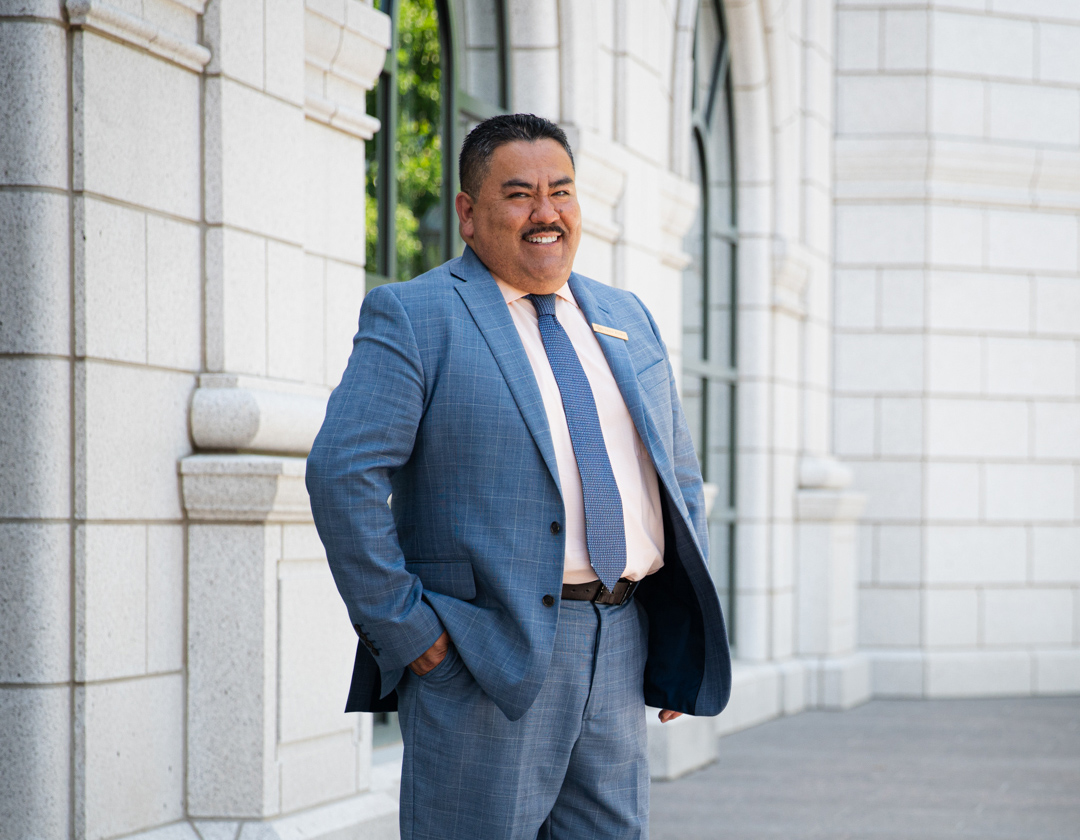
[307,114,730,840]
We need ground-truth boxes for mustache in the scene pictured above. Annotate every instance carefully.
[522,225,565,238]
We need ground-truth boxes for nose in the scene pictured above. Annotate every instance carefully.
[530,195,559,224]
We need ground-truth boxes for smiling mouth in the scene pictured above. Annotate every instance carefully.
[523,227,563,245]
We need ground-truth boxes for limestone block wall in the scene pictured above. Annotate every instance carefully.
[6,0,1073,826]
[1,2,205,836]
[0,0,392,837]
[834,0,1080,697]
[0,9,75,837]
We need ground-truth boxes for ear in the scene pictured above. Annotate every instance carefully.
[455,192,475,242]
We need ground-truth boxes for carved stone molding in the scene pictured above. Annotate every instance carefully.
[180,454,312,523]
[567,128,628,246]
[772,239,810,318]
[836,137,1080,212]
[659,170,699,270]
[189,374,329,456]
[66,0,211,72]
[798,455,854,493]
[304,0,390,139]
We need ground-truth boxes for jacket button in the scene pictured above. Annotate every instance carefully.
[550,521,561,535]
[542,594,555,607]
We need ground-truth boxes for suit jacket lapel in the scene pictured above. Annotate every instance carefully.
[452,248,563,494]
[568,275,673,485]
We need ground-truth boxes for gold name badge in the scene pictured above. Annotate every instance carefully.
[592,323,629,341]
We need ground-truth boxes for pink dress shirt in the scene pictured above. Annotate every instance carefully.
[495,277,665,584]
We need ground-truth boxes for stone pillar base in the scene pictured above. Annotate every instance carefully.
[181,454,375,826]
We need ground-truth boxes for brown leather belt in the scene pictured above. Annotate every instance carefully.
[561,577,639,606]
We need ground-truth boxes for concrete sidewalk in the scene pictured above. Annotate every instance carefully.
[650,697,1080,840]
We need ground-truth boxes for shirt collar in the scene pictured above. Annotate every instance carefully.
[495,276,578,310]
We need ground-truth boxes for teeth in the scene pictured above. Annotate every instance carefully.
[527,235,559,244]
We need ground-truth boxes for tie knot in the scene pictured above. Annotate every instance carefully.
[527,293,557,318]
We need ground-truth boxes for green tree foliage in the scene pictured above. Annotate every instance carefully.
[366,0,444,283]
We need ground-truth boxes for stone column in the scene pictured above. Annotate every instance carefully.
[0,3,75,835]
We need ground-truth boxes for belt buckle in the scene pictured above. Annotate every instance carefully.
[594,579,636,606]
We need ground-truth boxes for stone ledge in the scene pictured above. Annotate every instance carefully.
[66,0,211,73]
[180,454,312,523]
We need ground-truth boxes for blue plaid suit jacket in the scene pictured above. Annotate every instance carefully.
[307,247,731,722]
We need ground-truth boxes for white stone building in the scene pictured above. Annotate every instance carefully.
[0,0,1077,837]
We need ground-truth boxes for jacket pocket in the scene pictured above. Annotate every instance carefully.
[405,559,477,601]
[636,356,670,395]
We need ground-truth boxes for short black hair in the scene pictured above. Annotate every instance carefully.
[458,113,575,197]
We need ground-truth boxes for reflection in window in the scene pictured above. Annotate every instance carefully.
[365,0,508,290]
[683,0,738,646]
[366,0,444,285]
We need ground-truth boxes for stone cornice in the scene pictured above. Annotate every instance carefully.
[66,0,211,72]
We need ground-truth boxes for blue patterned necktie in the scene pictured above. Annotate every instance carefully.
[528,293,626,590]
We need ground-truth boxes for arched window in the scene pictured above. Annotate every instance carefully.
[365,0,509,289]
[683,0,738,644]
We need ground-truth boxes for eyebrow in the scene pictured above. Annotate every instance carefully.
[500,176,575,191]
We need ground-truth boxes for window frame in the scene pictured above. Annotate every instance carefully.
[684,0,739,644]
